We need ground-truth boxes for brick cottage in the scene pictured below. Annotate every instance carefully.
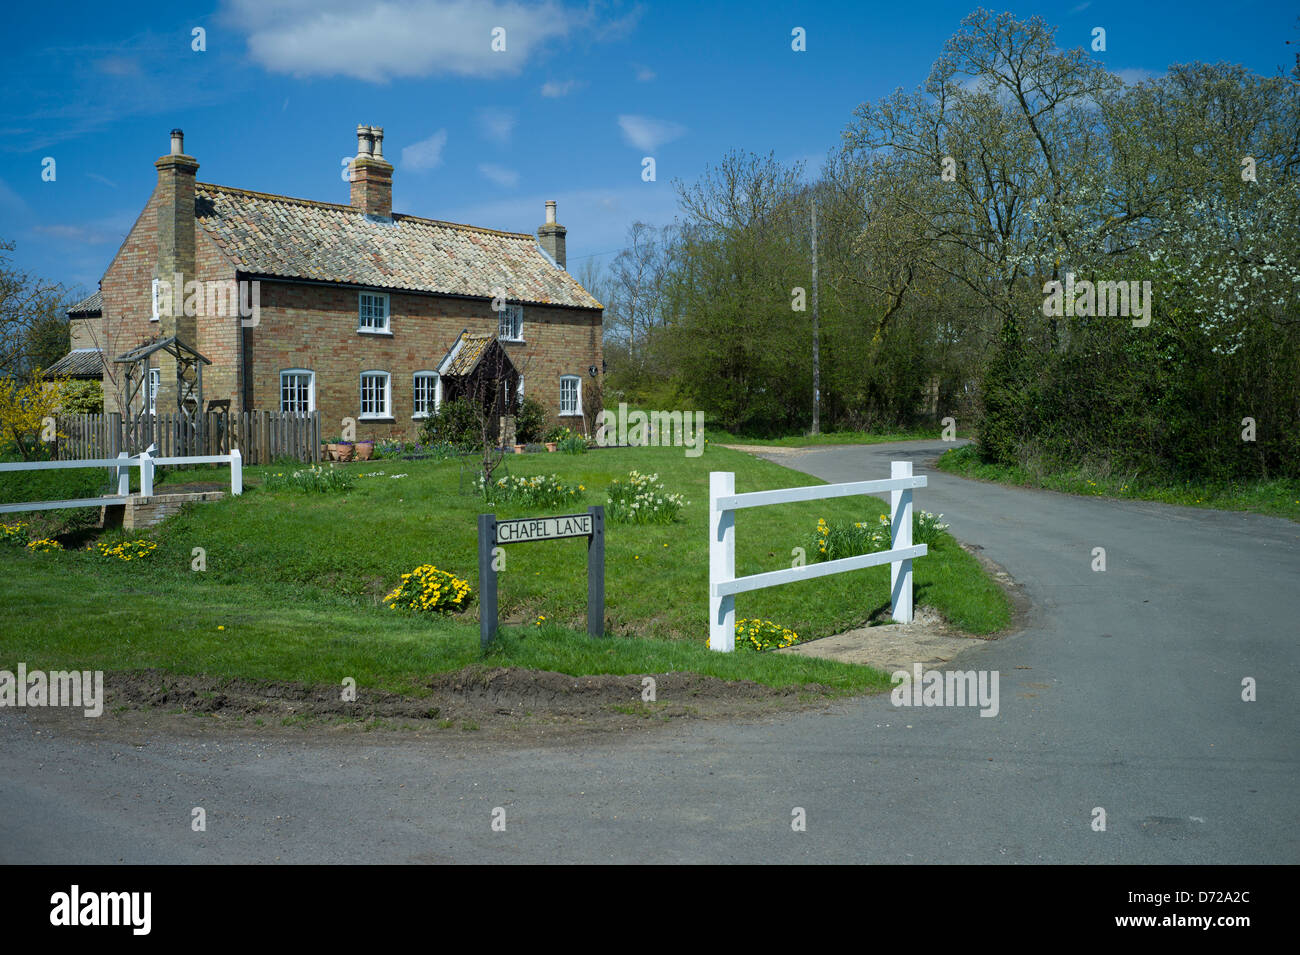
[60,126,603,445]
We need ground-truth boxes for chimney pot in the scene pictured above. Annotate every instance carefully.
[537,200,567,268]
[350,124,393,218]
[170,129,184,155]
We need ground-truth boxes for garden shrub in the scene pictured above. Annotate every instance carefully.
[418,398,480,451]
[515,396,549,443]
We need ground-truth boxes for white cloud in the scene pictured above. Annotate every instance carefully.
[479,163,520,188]
[633,64,655,82]
[478,108,516,144]
[224,0,582,82]
[617,114,685,151]
[33,224,117,244]
[402,130,447,171]
[540,79,580,97]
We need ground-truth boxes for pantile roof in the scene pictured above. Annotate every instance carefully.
[193,184,602,311]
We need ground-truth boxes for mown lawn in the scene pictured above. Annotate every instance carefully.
[0,445,1010,693]
[937,444,1300,522]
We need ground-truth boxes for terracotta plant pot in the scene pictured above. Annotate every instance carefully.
[354,441,374,461]
[545,442,557,452]
[328,443,353,462]
[514,444,526,454]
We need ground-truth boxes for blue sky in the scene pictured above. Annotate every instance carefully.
[1,0,1295,297]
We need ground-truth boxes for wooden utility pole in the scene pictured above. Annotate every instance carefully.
[811,198,821,435]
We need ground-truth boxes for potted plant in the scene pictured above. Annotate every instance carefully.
[514,443,526,454]
[354,439,374,461]
[326,438,353,462]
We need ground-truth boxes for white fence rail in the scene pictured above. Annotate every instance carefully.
[0,448,242,514]
[708,460,928,652]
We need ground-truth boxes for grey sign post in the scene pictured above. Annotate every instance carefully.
[478,505,605,649]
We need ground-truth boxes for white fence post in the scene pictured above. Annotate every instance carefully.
[709,471,736,651]
[115,452,131,496]
[139,450,154,497]
[890,460,914,623]
[229,448,243,495]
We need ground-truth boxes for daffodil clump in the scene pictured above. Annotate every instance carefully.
[606,470,687,525]
[813,511,950,561]
[475,473,582,508]
[26,538,63,553]
[383,564,473,614]
[92,539,158,562]
[265,464,354,493]
[724,618,800,652]
[1,521,31,547]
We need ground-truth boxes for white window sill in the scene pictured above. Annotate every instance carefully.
[359,415,394,422]
[559,411,583,417]
[500,337,525,344]
[358,327,393,336]
[412,413,431,420]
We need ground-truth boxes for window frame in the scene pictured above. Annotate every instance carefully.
[147,367,160,415]
[280,369,315,416]
[412,371,440,419]
[559,374,582,417]
[358,291,391,335]
[497,303,524,342]
[359,370,392,420]
[150,279,162,322]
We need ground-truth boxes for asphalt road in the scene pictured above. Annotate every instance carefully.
[2,440,1296,863]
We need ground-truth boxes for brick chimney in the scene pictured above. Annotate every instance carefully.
[537,199,567,269]
[152,128,199,414]
[350,124,393,218]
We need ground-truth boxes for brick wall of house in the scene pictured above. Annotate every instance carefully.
[246,280,602,442]
[68,317,101,350]
[97,190,243,416]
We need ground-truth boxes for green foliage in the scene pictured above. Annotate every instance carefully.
[812,511,949,561]
[418,398,480,451]
[515,396,549,443]
[1,520,31,547]
[58,379,102,414]
[557,435,587,454]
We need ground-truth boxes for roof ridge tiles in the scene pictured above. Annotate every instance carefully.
[194,182,533,239]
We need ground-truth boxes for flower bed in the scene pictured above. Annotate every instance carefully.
[383,564,473,613]
[264,464,354,493]
[606,470,687,525]
[475,473,583,508]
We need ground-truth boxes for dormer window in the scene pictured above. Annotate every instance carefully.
[359,292,390,333]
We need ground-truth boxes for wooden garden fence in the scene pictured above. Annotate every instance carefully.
[54,411,321,465]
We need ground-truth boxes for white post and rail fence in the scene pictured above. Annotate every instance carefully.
[708,460,927,652]
[0,448,242,515]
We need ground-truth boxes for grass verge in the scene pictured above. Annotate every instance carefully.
[1,445,1010,694]
[937,444,1300,522]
